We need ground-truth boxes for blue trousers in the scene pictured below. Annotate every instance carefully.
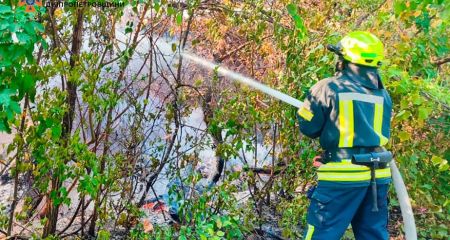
[304,183,389,240]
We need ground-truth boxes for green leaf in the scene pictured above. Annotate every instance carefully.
[32,22,45,33]
[286,4,307,40]
[154,2,161,12]
[292,15,305,30]
[0,89,13,105]
[0,5,11,14]
[51,124,62,139]
[49,189,59,203]
[431,155,444,166]
[23,73,36,93]
[286,4,297,17]
[438,160,449,172]
[16,32,32,44]
[40,38,49,50]
[0,21,9,31]
[216,218,222,229]
[418,107,431,120]
[393,1,407,17]
[98,230,111,240]
[23,23,35,35]
[415,11,431,33]
[411,94,422,105]
[176,12,182,25]
[9,101,21,114]
[440,1,450,21]
[167,6,175,15]
[171,43,177,52]
[395,110,411,120]
[431,155,449,172]
[9,23,19,32]
[125,21,133,34]
[0,120,10,133]
[398,131,410,142]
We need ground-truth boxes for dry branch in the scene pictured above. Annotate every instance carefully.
[431,56,450,66]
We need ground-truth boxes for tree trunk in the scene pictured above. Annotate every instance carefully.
[42,8,84,237]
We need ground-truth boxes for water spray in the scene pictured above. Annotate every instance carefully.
[181,53,303,108]
[180,50,417,240]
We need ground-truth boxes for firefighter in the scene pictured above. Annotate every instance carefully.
[297,31,393,240]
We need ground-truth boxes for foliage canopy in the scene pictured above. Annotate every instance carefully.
[0,0,448,239]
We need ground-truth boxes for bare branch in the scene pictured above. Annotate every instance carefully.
[431,56,450,66]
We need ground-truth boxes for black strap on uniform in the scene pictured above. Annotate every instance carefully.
[353,151,392,212]
[322,147,385,163]
[370,160,379,212]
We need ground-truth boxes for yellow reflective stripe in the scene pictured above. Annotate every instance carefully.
[374,103,388,146]
[318,161,370,172]
[298,107,314,121]
[375,167,391,178]
[305,224,315,240]
[317,167,391,181]
[338,100,354,147]
[317,171,371,181]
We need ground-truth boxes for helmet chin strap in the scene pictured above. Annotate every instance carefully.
[335,56,345,72]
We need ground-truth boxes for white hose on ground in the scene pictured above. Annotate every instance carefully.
[181,51,417,240]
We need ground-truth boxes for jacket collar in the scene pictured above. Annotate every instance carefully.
[341,62,384,89]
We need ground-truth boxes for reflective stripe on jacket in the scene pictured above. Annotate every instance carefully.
[297,62,393,183]
[316,160,391,182]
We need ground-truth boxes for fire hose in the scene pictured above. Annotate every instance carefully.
[181,52,417,240]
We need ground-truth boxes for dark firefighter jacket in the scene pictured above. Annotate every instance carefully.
[297,62,393,186]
